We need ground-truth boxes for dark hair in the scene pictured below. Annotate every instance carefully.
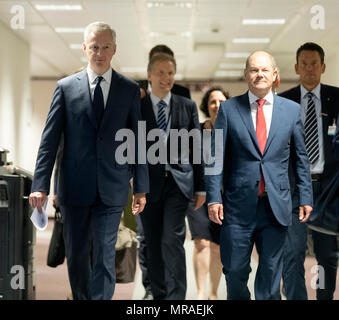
[200,86,230,117]
[149,45,174,60]
[296,42,325,64]
[147,53,176,73]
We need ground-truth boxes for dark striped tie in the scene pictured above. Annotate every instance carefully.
[304,92,319,164]
[157,100,167,131]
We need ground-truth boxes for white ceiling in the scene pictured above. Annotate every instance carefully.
[0,0,338,81]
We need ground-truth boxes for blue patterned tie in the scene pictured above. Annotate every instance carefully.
[93,76,104,127]
[157,100,167,131]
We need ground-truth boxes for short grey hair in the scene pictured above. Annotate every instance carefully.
[245,51,277,71]
[84,21,116,43]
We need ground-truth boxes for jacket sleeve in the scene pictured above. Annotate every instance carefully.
[31,82,65,194]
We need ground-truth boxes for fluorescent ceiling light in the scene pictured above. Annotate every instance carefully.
[242,19,286,25]
[232,38,270,44]
[55,27,85,33]
[150,32,161,37]
[120,67,147,73]
[219,63,245,69]
[224,52,250,58]
[181,31,191,38]
[150,31,190,37]
[147,2,193,8]
[174,74,184,80]
[70,44,83,50]
[35,4,82,11]
[215,70,243,77]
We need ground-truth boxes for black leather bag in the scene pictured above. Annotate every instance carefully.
[47,209,65,268]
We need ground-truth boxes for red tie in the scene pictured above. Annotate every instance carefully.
[256,99,267,195]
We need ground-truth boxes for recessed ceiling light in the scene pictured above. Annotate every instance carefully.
[232,38,270,44]
[181,31,191,38]
[120,67,147,73]
[219,63,245,69]
[55,27,85,33]
[175,74,184,80]
[35,4,82,11]
[215,70,243,77]
[242,19,286,25]
[224,52,250,58]
[150,32,161,37]
[147,2,193,9]
[70,44,83,50]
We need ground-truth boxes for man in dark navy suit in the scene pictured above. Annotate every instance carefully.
[29,22,149,300]
[280,42,339,300]
[136,44,191,300]
[138,44,191,99]
[139,53,205,299]
[206,51,313,300]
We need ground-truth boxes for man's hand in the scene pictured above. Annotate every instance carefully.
[140,88,146,99]
[52,194,57,209]
[299,205,313,223]
[29,191,47,214]
[194,194,206,210]
[208,203,223,225]
[132,193,146,215]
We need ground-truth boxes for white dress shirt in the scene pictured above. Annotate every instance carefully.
[248,90,274,137]
[87,66,112,108]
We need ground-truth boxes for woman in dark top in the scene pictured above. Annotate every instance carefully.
[186,86,230,300]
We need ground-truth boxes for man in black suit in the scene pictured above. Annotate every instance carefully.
[138,44,191,99]
[280,42,339,300]
[139,53,205,299]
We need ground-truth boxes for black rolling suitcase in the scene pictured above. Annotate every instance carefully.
[0,149,36,300]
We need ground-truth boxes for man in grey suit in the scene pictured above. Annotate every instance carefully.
[29,22,149,300]
[206,51,313,299]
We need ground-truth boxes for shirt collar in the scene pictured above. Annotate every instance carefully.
[300,83,321,100]
[87,66,112,85]
[248,90,274,106]
[150,91,171,107]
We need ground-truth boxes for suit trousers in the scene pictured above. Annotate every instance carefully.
[282,211,308,300]
[61,194,123,300]
[220,196,288,300]
[135,213,152,293]
[311,230,339,300]
[140,173,189,300]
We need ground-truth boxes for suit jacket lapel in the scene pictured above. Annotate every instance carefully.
[169,94,179,129]
[143,95,158,131]
[236,92,261,154]
[264,94,283,155]
[320,84,333,163]
[100,69,121,132]
[77,69,97,130]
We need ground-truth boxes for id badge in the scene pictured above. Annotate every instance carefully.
[328,118,336,136]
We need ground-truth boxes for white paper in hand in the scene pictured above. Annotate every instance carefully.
[30,199,48,231]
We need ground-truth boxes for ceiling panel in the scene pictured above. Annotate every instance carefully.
[0,0,338,82]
